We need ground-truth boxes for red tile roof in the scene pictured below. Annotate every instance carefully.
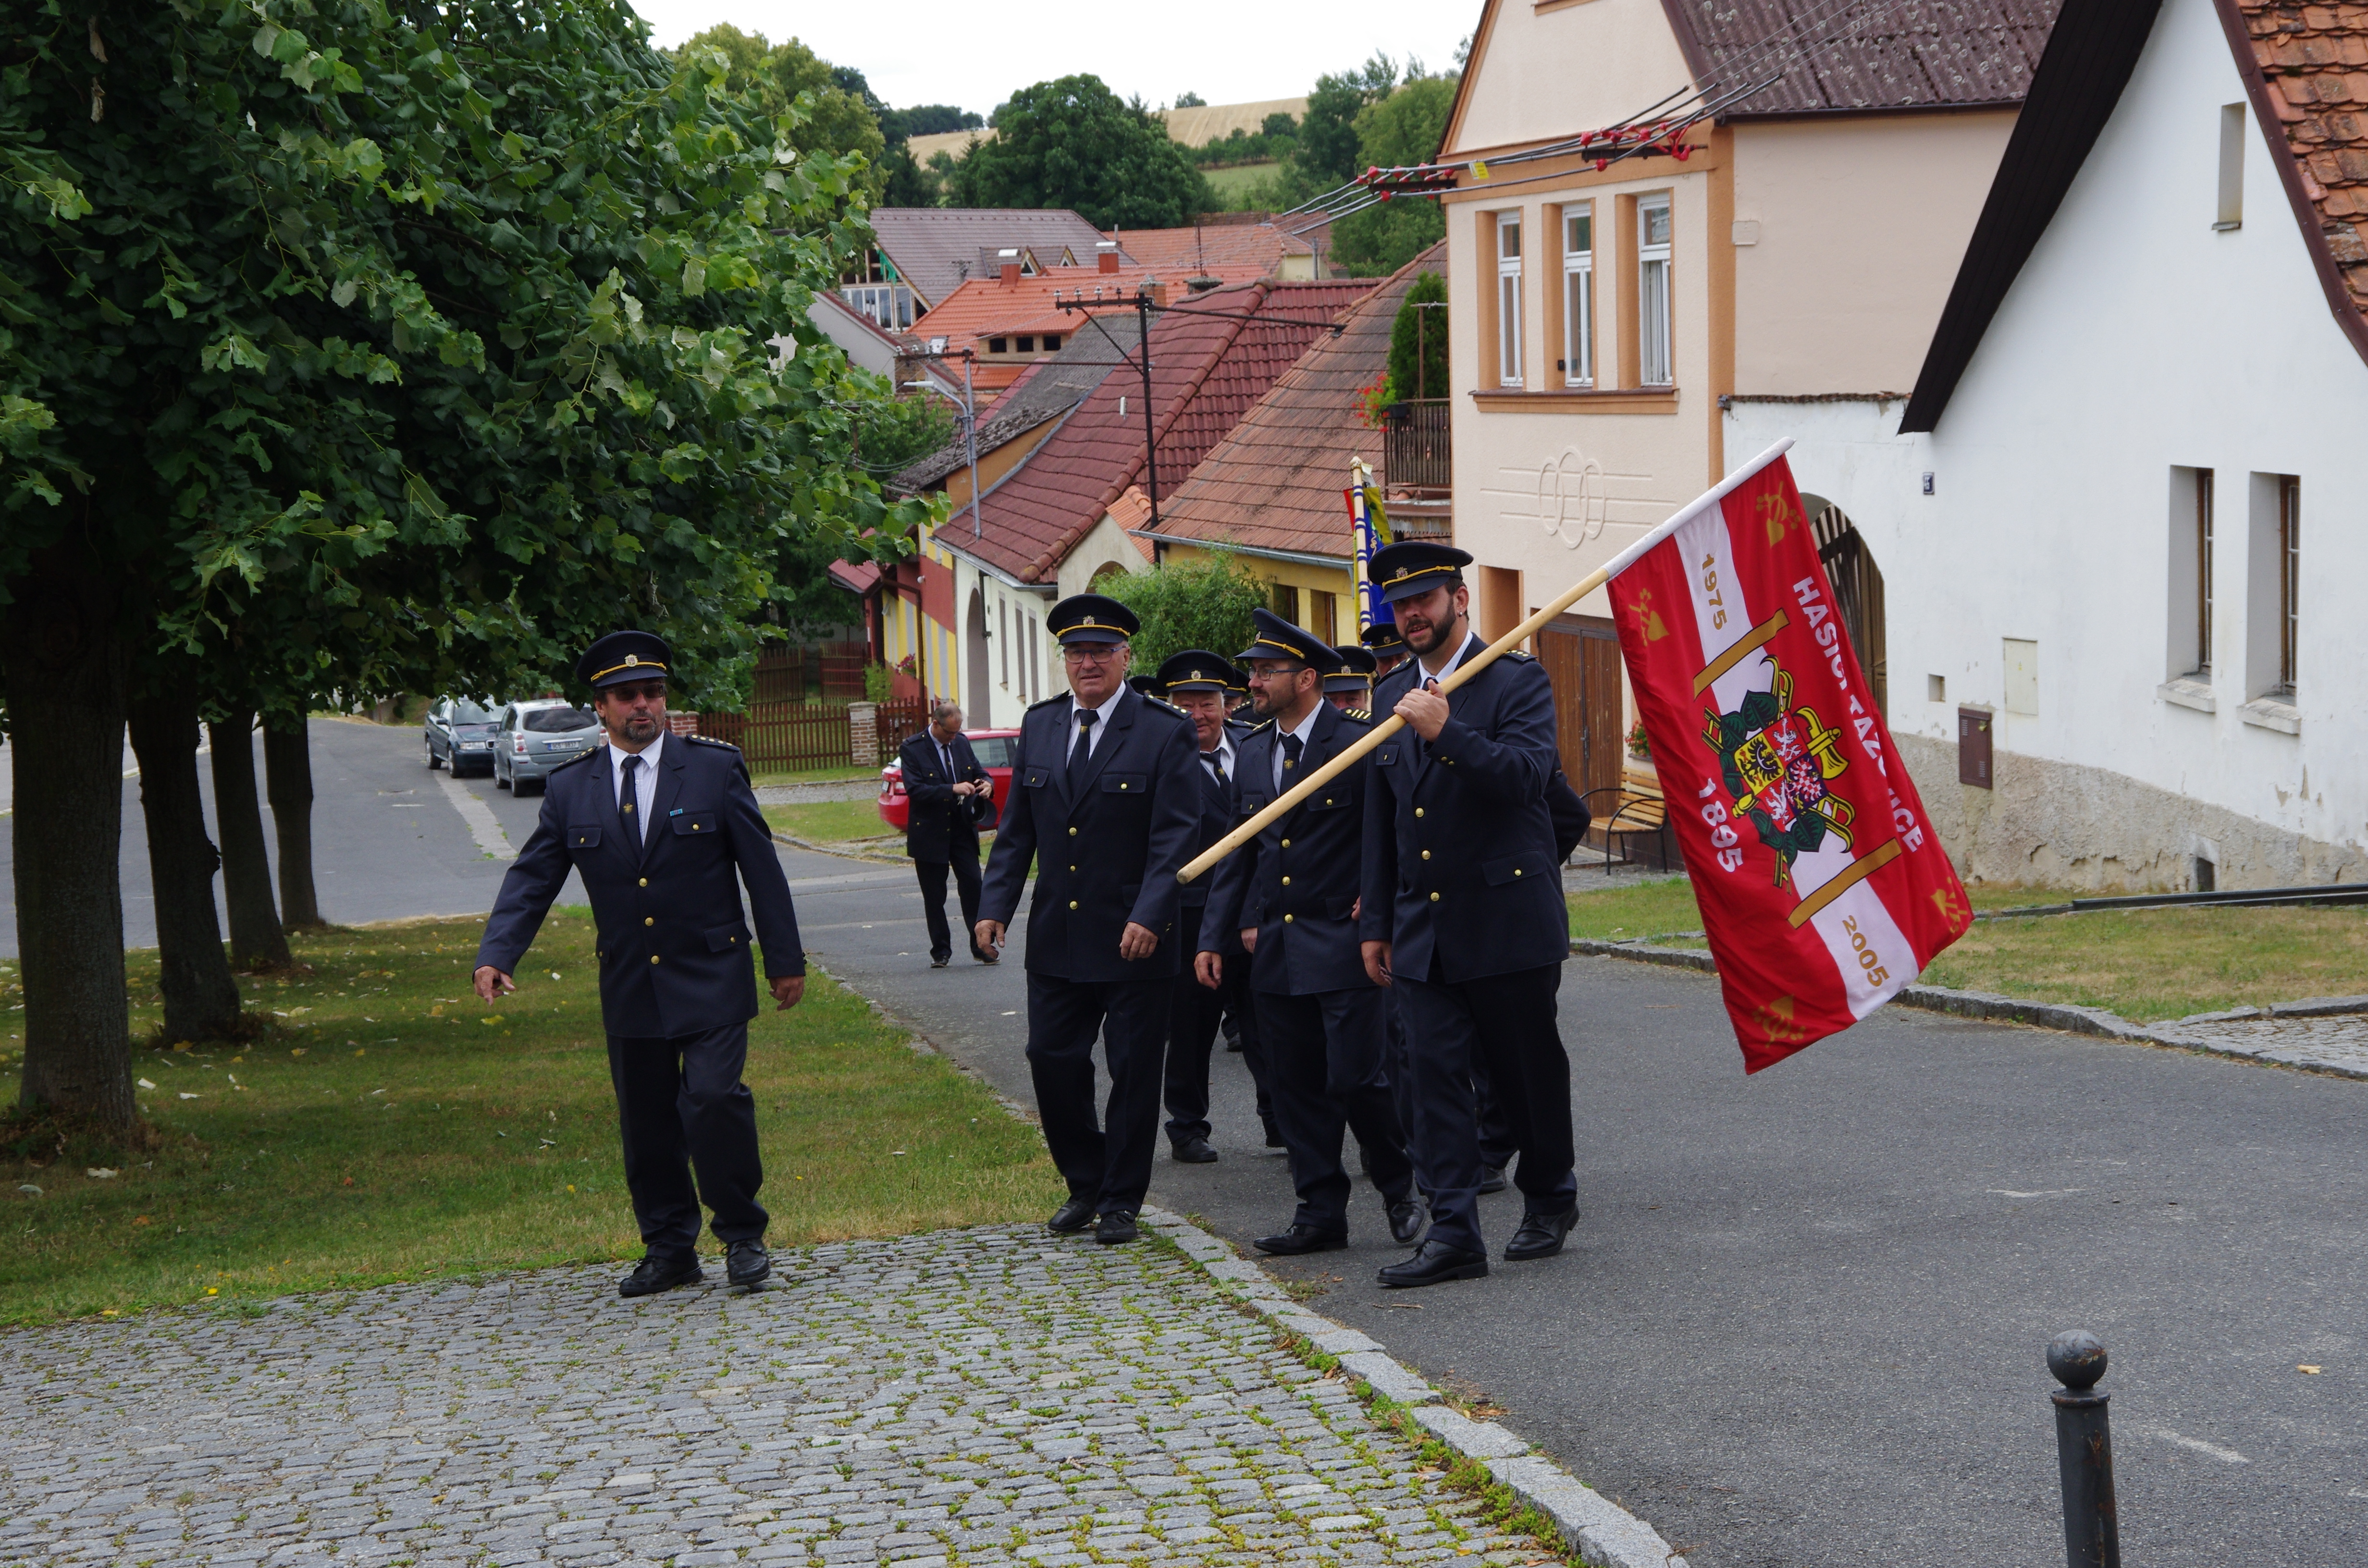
[2235,0,2368,321]
[1100,221,1312,276]
[864,207,1111,310]
[907,262,1276,395]
[943,278,1377,583]
[1150,245,1445,562]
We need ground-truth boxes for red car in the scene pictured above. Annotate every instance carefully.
[876,727,1020,833]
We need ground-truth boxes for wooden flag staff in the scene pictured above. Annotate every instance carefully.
[1176,439,1794,885]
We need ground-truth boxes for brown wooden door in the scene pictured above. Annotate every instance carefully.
[1538,614,1623,803]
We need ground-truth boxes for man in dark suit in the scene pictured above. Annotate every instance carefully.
[899,700,996,968]
[1360,543,1577,1288]
[975,594,1201,1245]
[1151,649,1273,1163]
[1321,644,1377,714]
[1361,619,1410,682]
[1199,610,1420,1256]
[474,630,805,1298]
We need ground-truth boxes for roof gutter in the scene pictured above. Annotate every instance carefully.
[1126,531,1349,571]
[933,535,1058,594]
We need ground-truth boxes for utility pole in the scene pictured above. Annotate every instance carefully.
[1136,290,1159,530]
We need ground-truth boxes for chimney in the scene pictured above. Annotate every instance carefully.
[1097,240,1120,274]
[997,247,1020,286]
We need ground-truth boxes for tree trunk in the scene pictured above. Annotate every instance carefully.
[207,709,292,970]
[263,718,322,930]
[128,687,243,1041]
[1,560,136,1131]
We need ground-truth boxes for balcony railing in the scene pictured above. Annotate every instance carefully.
[1382,398,1450,497]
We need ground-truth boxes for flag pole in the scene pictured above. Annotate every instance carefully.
[1177,439,1793,884]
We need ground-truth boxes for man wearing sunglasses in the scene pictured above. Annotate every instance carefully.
[975,593,1200,1246]
[475,629,805,1299]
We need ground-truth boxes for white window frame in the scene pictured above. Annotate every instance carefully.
[1496,211,1524,388]
[1638,195,1673,388]
[1562,204,1594,388]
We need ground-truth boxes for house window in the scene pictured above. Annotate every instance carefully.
[2169,467,2214,680]
[1311,591,1336,644]
[1562,205,1593,388]
[2217,104,2245,230]
[1271,582,1301,625]
[1637,196,1673,387]
[2280,476,2300,693]
[999,597,1010,688]
[1017,336,1035,353]
[840,283,912,331]
[1044,334,1062,351]
[1496,212,1524,387]
[987,337,1008,355]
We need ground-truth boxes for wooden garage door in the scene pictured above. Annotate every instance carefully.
[1537,614,1623,802]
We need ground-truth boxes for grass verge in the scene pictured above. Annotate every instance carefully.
[1568,877,2368,1022]
[0,911,1058,1326]
[763,798,895,843]
[747,764,881,787]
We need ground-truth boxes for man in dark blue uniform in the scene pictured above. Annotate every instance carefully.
[1322,644,1378,714]
[474,631,805,1298]
[1361,619,1410,682]
[975,595,1200,1244]
[1200,610,1420,1256]
[1359,544,1577,1287]
[1152,650,1275,1162]
[898,700,997,968]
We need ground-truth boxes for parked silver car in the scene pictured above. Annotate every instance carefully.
[494,699,602,795]
[423,697,503,776]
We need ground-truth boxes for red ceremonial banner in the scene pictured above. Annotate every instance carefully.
[1608,453,1970,1072]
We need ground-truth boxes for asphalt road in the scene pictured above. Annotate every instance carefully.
[9,719,2367,1564]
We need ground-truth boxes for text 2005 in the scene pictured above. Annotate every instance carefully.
[1841,914,1889,985]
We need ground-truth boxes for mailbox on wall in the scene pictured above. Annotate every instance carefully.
[1958,707,1993,789]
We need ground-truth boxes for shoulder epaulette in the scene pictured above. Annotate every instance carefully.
[687,733,741,751]
[1027,692,1069,711]
[549,748,600,774]
[1504,649,1535,663]
[1244,717,1274,735]
[1142,694,1190,720]
[1342,708,1373,724]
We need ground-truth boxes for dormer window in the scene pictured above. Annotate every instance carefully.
[1044,334,1061,351]
[1017,336,1035,353]
[988,337,1009,355]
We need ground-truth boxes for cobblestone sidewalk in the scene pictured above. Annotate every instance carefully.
[0,1228,1543,1568]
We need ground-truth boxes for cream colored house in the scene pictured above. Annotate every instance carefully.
[1436,0,2054,796]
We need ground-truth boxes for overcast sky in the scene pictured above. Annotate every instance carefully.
[628,0,1476,116]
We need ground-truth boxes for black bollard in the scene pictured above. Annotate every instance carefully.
[2047,1330,2121,1568]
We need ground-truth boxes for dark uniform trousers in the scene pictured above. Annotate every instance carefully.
[476,733,804,1267]
[979,686,1202,1218]
[916,856,982,962]
[1258,985,1412,1234]
[1394,960,1573,1254]
[1166,943,1274,1145]
[1386,990,1516,1195]
[607,1022,766,1260]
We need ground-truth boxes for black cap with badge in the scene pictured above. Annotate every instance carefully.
[1359,619,1407,658]
[1155,650,1244,695]
[1322,644,1377,694]
[1233,606,1333,669]
[576,630,672,690]
[1047,593,1139,646]
[1368,540,1474,604]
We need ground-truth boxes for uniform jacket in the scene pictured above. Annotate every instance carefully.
[1359,647,1568,981]
[978,686,1200,982]
[476,735,804,1037]
[1204,702,1377,995]
[898,729,994,860]
[1181,720,1255,937]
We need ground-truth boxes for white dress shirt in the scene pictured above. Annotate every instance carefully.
[1201,730,1236,785]
[1270,702,1323,793]
[1068,686,1126,761]
[608,730,664,842]
[1415,629,1483,687]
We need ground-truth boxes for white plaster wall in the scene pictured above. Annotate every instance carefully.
[945,556,1055,728]
[1444,0,1695,157]
[1055,514,1150,598]
[1727,0,2368,876]
[1731,113,2016,396]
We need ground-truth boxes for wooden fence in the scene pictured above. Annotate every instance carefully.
[696,696,931,773]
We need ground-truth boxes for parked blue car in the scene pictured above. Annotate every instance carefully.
[423,697,503,776]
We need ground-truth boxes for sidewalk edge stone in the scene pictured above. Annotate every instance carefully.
[1571,941,2368,1081]
[1137,1205,1690,1568]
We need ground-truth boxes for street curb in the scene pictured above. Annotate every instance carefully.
[1137,1204,1690,1568]
[1570,939,2368,1081]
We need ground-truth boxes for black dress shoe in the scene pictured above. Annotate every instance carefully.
[1387,1199,1426,1245]
[1262,1118,1287,1149]
[618,1255,703,1298]
[1047,1198,1096,1234]
[1255,1223,1347,1255]
[1171,1136,1218,1164]
[971,946,998,965]
[930,954,950,968]
[1479,1164,1508,1195]
[1504,1207,1579,1261]
[1378,1239,1489,1289]
[1096,1209,1139,1245]
[725,1239,771,1287]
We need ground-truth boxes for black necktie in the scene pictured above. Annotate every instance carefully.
[619,754,641,840]
[1069,709,1097,778]
[1203,749,1228,787]
[939,742,954,781]
[1279,733,1302,791]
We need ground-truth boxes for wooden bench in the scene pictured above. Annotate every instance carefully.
[1576,766,1670,873]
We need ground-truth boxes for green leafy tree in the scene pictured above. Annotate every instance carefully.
[676,24,887,203]
[1,0,934,1132]
[947,76,1209,230]
[1295,54,1398,191]
[1331,74,1456,275]
[1173,92,1207,108]
[1101,551,1267,671]
[1386,271,1449,401]
[879,105,984,146]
